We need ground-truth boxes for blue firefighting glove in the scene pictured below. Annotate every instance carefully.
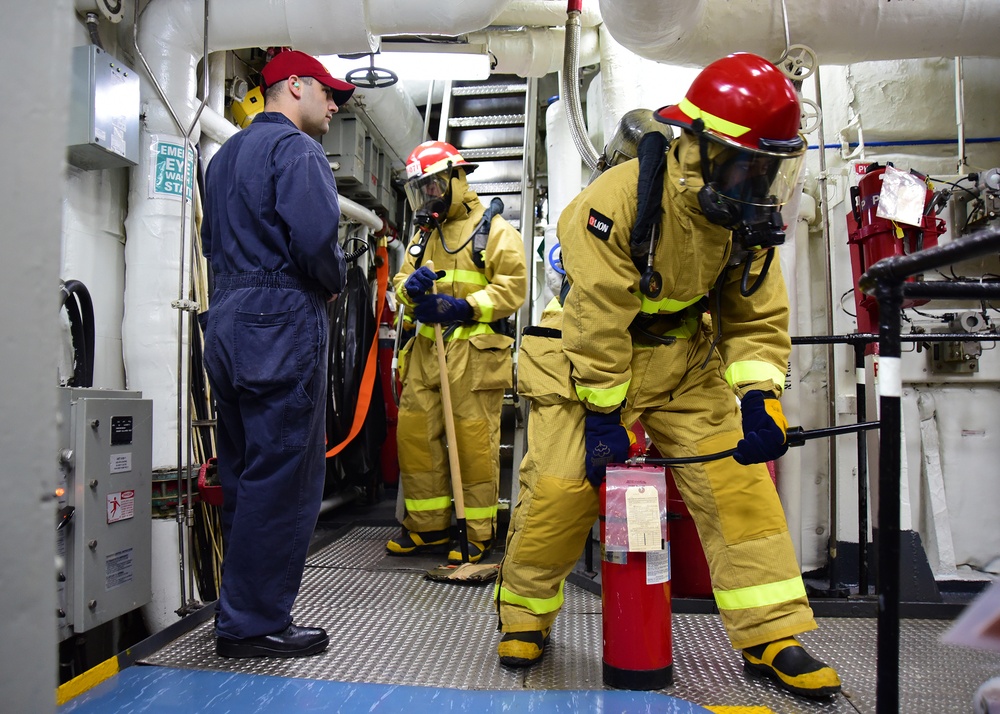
[413,294,473,324]
[403,266,444,301]
[733,390,789,465]
[583,408,631,487]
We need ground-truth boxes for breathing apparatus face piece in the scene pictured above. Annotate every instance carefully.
[694,124,805,251]
[405,165,454,229]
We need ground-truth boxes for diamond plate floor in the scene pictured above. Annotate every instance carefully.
[138,525,1000,713]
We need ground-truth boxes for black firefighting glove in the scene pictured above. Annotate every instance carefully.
[583,407,630,487]
[733,390,789,465]
[403,266,444,301]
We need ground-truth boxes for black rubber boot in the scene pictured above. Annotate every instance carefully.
[742,637,842,699]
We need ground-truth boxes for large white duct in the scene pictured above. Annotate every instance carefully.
[495,0,602,28]
[472,26,600,78]
[598,0,1000,67]
[350,82,427,166]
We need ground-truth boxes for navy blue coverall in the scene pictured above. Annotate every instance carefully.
[202,112,346,640]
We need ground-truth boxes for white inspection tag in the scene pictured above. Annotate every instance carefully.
[626,485,660,551]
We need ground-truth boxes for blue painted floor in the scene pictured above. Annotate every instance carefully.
[59,665,713,713]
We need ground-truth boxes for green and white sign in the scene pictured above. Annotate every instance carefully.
[149,135,194,201]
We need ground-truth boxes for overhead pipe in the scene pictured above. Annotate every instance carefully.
[470,25,599,78]
[494,0,602,29]
[598,0,1000,67]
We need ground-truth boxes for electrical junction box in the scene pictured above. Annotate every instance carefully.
[67,45,140,170]
[323,115,368,191]
[57,388,153,640]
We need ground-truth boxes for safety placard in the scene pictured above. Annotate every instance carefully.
[107,489,135,524]
[110,452,132,474]
[105,547,135,590]
[149,134,194,201]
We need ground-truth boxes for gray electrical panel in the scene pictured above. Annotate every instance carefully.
[57,388,153,640]
[67,45,140,170]
[323,116,368,191]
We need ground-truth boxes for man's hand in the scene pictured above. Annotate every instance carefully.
[583,408,630,487]
[413,294,473,324]
[403,266,444,301]
[733,390,789,465]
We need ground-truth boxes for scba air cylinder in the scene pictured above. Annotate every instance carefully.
[599,470,673,690]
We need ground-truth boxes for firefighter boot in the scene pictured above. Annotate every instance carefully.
[498,627,550,668]
[742,637,842,698]
[385,529,450,555]
[447,539,492,564]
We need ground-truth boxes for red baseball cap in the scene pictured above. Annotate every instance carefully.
[260,50,356,105]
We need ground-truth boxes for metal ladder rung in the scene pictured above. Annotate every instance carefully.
[451,83,528,97]
[469,181,523,194]
[459,147,524,160]
[449,114,525,128]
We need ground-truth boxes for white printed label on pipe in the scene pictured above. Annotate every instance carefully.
[626,485,660,552]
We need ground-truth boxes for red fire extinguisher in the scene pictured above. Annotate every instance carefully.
[847,162,946,336]
[600,470,672,690]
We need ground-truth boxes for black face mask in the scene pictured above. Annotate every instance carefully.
[414,196,449,229]
[696,133,787,251]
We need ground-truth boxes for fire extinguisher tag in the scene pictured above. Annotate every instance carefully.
[625,486,661,552]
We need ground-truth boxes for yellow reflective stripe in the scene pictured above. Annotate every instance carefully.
[465,504,498,520]
[678,96,751,138]
[725,361,786,390]
[447,269,488,286]
[417,321,494,342]
[405,495,452,512]
[469,289,494,322]
[713,576,807,611]
[575,380,630,408]
[663,317,700,340]
[634,291,703,315]
[498,580,565,614]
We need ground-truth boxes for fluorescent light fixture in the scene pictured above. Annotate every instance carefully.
[318,49,491,83]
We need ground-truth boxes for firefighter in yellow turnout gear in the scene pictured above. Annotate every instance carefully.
[496,54,841,699]
[387,141,527,564]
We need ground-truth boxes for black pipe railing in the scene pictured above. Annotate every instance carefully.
[860,224,1000,713]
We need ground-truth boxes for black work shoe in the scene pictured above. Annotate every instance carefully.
[447,539,492,564]
[742,637,842,698]
[386,529,450,555]
[216,624,329,659]
[498,628,550,668]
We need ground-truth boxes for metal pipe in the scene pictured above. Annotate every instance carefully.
[811,64,840,589]
[955,57,968,174]
[133,0,211,613]
[860,225,1000,288]
[874,279,903,714]
[855,342,870,596]
[560,7,600,172]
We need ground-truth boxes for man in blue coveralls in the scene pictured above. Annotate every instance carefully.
[201,50,354,658]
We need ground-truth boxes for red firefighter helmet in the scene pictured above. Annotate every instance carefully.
[656,53,806,211]
[655,52,804,155]
[403,141,478,214]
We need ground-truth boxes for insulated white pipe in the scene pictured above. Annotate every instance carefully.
[350,82,427,167]
[367,0,515,36]
[472,26,600,78]
[495,0,602,28]
[599,0,1000,67]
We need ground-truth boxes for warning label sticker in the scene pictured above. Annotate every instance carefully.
[105,548,134,590]
[107,489,135,524]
